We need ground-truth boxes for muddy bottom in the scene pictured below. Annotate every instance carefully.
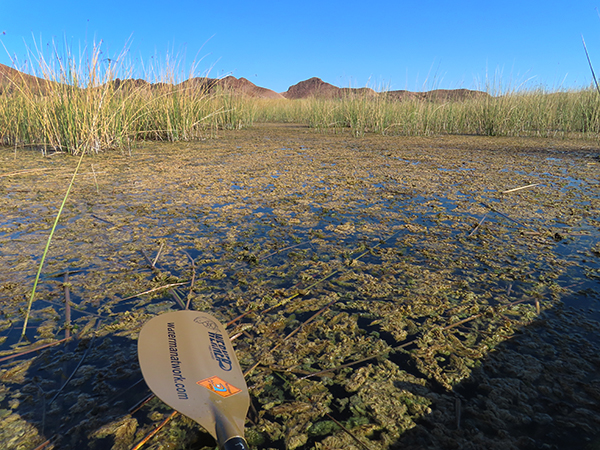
[1,124,599,450]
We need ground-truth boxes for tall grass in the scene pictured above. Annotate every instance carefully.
[0,42,256,154]
[2,40,600,150]
[250,86,600,138]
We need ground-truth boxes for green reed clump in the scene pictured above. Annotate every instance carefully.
[252,98,312,123]
[468,88,600,137]
[7,39,597,149]
[214,88,258,130]
[243,84,600,138]
[0,42,256,154]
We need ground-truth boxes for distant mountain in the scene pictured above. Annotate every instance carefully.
[0,65,489,102]
[0,63,55,95]
[283,77,341,99]
[178,76,284,99]
[283,77,489,101]
[282,77,378,99]
[107,75,284,99]
[385,88,490,102]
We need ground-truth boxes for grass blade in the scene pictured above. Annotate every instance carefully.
[20,150,86,341]
[582,35,600,95]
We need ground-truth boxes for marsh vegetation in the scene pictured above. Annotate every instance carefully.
[1,45,600,155]
[1,45,600,449]
[1,126,599,449]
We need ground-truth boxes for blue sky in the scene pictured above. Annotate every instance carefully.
[1,0,600,93]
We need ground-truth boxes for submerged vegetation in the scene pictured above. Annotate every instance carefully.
[0,42,600,154]
[1,127,599,449]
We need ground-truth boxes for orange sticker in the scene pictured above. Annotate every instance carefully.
[197,376,242,398]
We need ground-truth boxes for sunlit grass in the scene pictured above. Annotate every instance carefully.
[249,86,600,138]
[0,41,256,155]
[2,39,600,154]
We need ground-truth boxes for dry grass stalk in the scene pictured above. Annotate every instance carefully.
[90,214,116,226]
[259,241,311,261]
[0,336,72,363]
[152,242,165,268]
[468,213,489,237]
[131,410,178,450]
[128,392,156,415]
[64,270,71,339]
[502,183,540,194]
[455,397,462,430]
[47,321,101,409]
[479,202,529,228]
[323,411,374,450]
[31,438,54,450]
[0,168,54,177]
[91,163,100,194]
[121,282,188,301]
[181,250,197,310]
[140,249,186,308]
[245,299,338,377]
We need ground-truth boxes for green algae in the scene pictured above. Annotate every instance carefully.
[0,126,599,449]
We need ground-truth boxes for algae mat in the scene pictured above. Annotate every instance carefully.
[1,124,600,449]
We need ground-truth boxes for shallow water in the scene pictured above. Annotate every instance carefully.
[1,126,599,449]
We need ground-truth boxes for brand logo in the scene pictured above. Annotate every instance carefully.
[208,331,233,371]
[197,376,242,398]
[194,316,218,330]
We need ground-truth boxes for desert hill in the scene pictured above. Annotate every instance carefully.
[109,76,285,99]
[178,76,284,99]
[282,77,379,99]
[0,63,56,95]
[0,64,488,101]
[385,88,490,102]
[283,77,489,101]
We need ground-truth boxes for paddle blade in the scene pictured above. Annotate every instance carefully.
[138,310,249,449]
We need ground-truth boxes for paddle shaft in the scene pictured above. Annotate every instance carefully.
[222,437,249,450]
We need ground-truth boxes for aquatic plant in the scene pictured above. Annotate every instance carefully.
[2,39,599,153]
[0,40,256,154]
[249,84,600,138]
[1,127,599,449]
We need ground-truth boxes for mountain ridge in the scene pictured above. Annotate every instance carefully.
[0,63,489,101]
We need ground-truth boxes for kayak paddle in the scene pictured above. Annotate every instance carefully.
[138,310,250,450]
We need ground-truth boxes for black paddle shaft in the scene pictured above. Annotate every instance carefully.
[222,436,249,450]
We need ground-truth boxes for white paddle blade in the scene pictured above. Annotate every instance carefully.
[138,310,249,448]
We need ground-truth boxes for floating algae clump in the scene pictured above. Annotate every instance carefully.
[307,419,340,437]
[0,413,47,450]
[91,416,138,450]
[1,126,599,449]
[339,360,432,445]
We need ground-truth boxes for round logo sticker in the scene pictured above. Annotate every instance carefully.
[194,316,218,330]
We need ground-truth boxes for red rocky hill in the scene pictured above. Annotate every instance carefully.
[283,77,489,101]
[1,64,488,102]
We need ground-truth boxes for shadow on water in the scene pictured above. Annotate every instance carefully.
[1,334,140,449]
[389,304,600,450]
[3,299,600,450]
[0,327,223,449]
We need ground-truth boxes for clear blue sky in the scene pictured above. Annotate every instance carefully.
[1,0,600,93]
